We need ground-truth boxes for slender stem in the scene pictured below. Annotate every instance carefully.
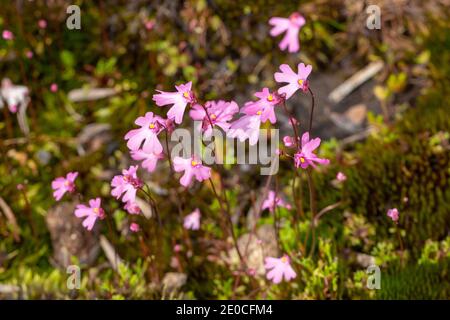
[313,201,342,226]
[209,178,246,268]
[281,99,300,148]
[281,98,307,254]
[308,87,315,133]
[139,186,161,226]
[306,170,318,257]
[164,133,194,253]
[273,177,282,252]
[199,103,217,158]
[291,172,305,254]
[396,226,405,264]
[244,174,273,256]
[198,102,234,224]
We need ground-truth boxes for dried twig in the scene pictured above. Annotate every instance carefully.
[328,61,383,104]
[99,235,123,271]
[0,196,21,241]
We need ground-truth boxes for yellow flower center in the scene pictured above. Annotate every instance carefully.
[267,94,274,101]
[149,123,155,129]
[191,160,198,167]
[183,92,190,98]
[256,110,262,115]
[210,114,217,120]
[300,157,305,163]
[64,181,70,186]
[281,256,288,263]
[298,79,304,86]
[93,208,99,214]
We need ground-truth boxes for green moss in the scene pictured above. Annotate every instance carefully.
[376,260,449,299]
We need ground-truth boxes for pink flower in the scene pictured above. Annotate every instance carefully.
[262,191,291,212]
[227,114,262,146]
[173,155,211,187]
[183,208,201,230]
[294,132,329,169]
[241,88,281,124]
[228,88,281,145]
[0,78,29,113]
[38,19,47,29]
[130,222,140,233]
[26,50,33,59]
[111,165,143,203]
[125,112,164,153]
[387,208,399,223]
[163,118,176,134]
[274,63,312,100]
[131,149,163,173]
[247,268,257,276]
[153,81,195,124]
[145,20,155,30]
[74,198,105,231]
[264,255,297,284]
[269,13,305,53]
[124,201,141,215]
[50,83,58,92]
[2,30,14,40]
[283,135,297,148]
[189,100,239,137]
[51,172,78,201]
[336,172,347,182]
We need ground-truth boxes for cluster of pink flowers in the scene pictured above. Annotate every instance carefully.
[111,165,143,204]
[110,165,145,230]
[228,88,281,145]
[189,100,239,138]
[51,171,106,231]
[46,11,331,285]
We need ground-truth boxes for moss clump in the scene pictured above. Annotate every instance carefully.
[376,260,449,299]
